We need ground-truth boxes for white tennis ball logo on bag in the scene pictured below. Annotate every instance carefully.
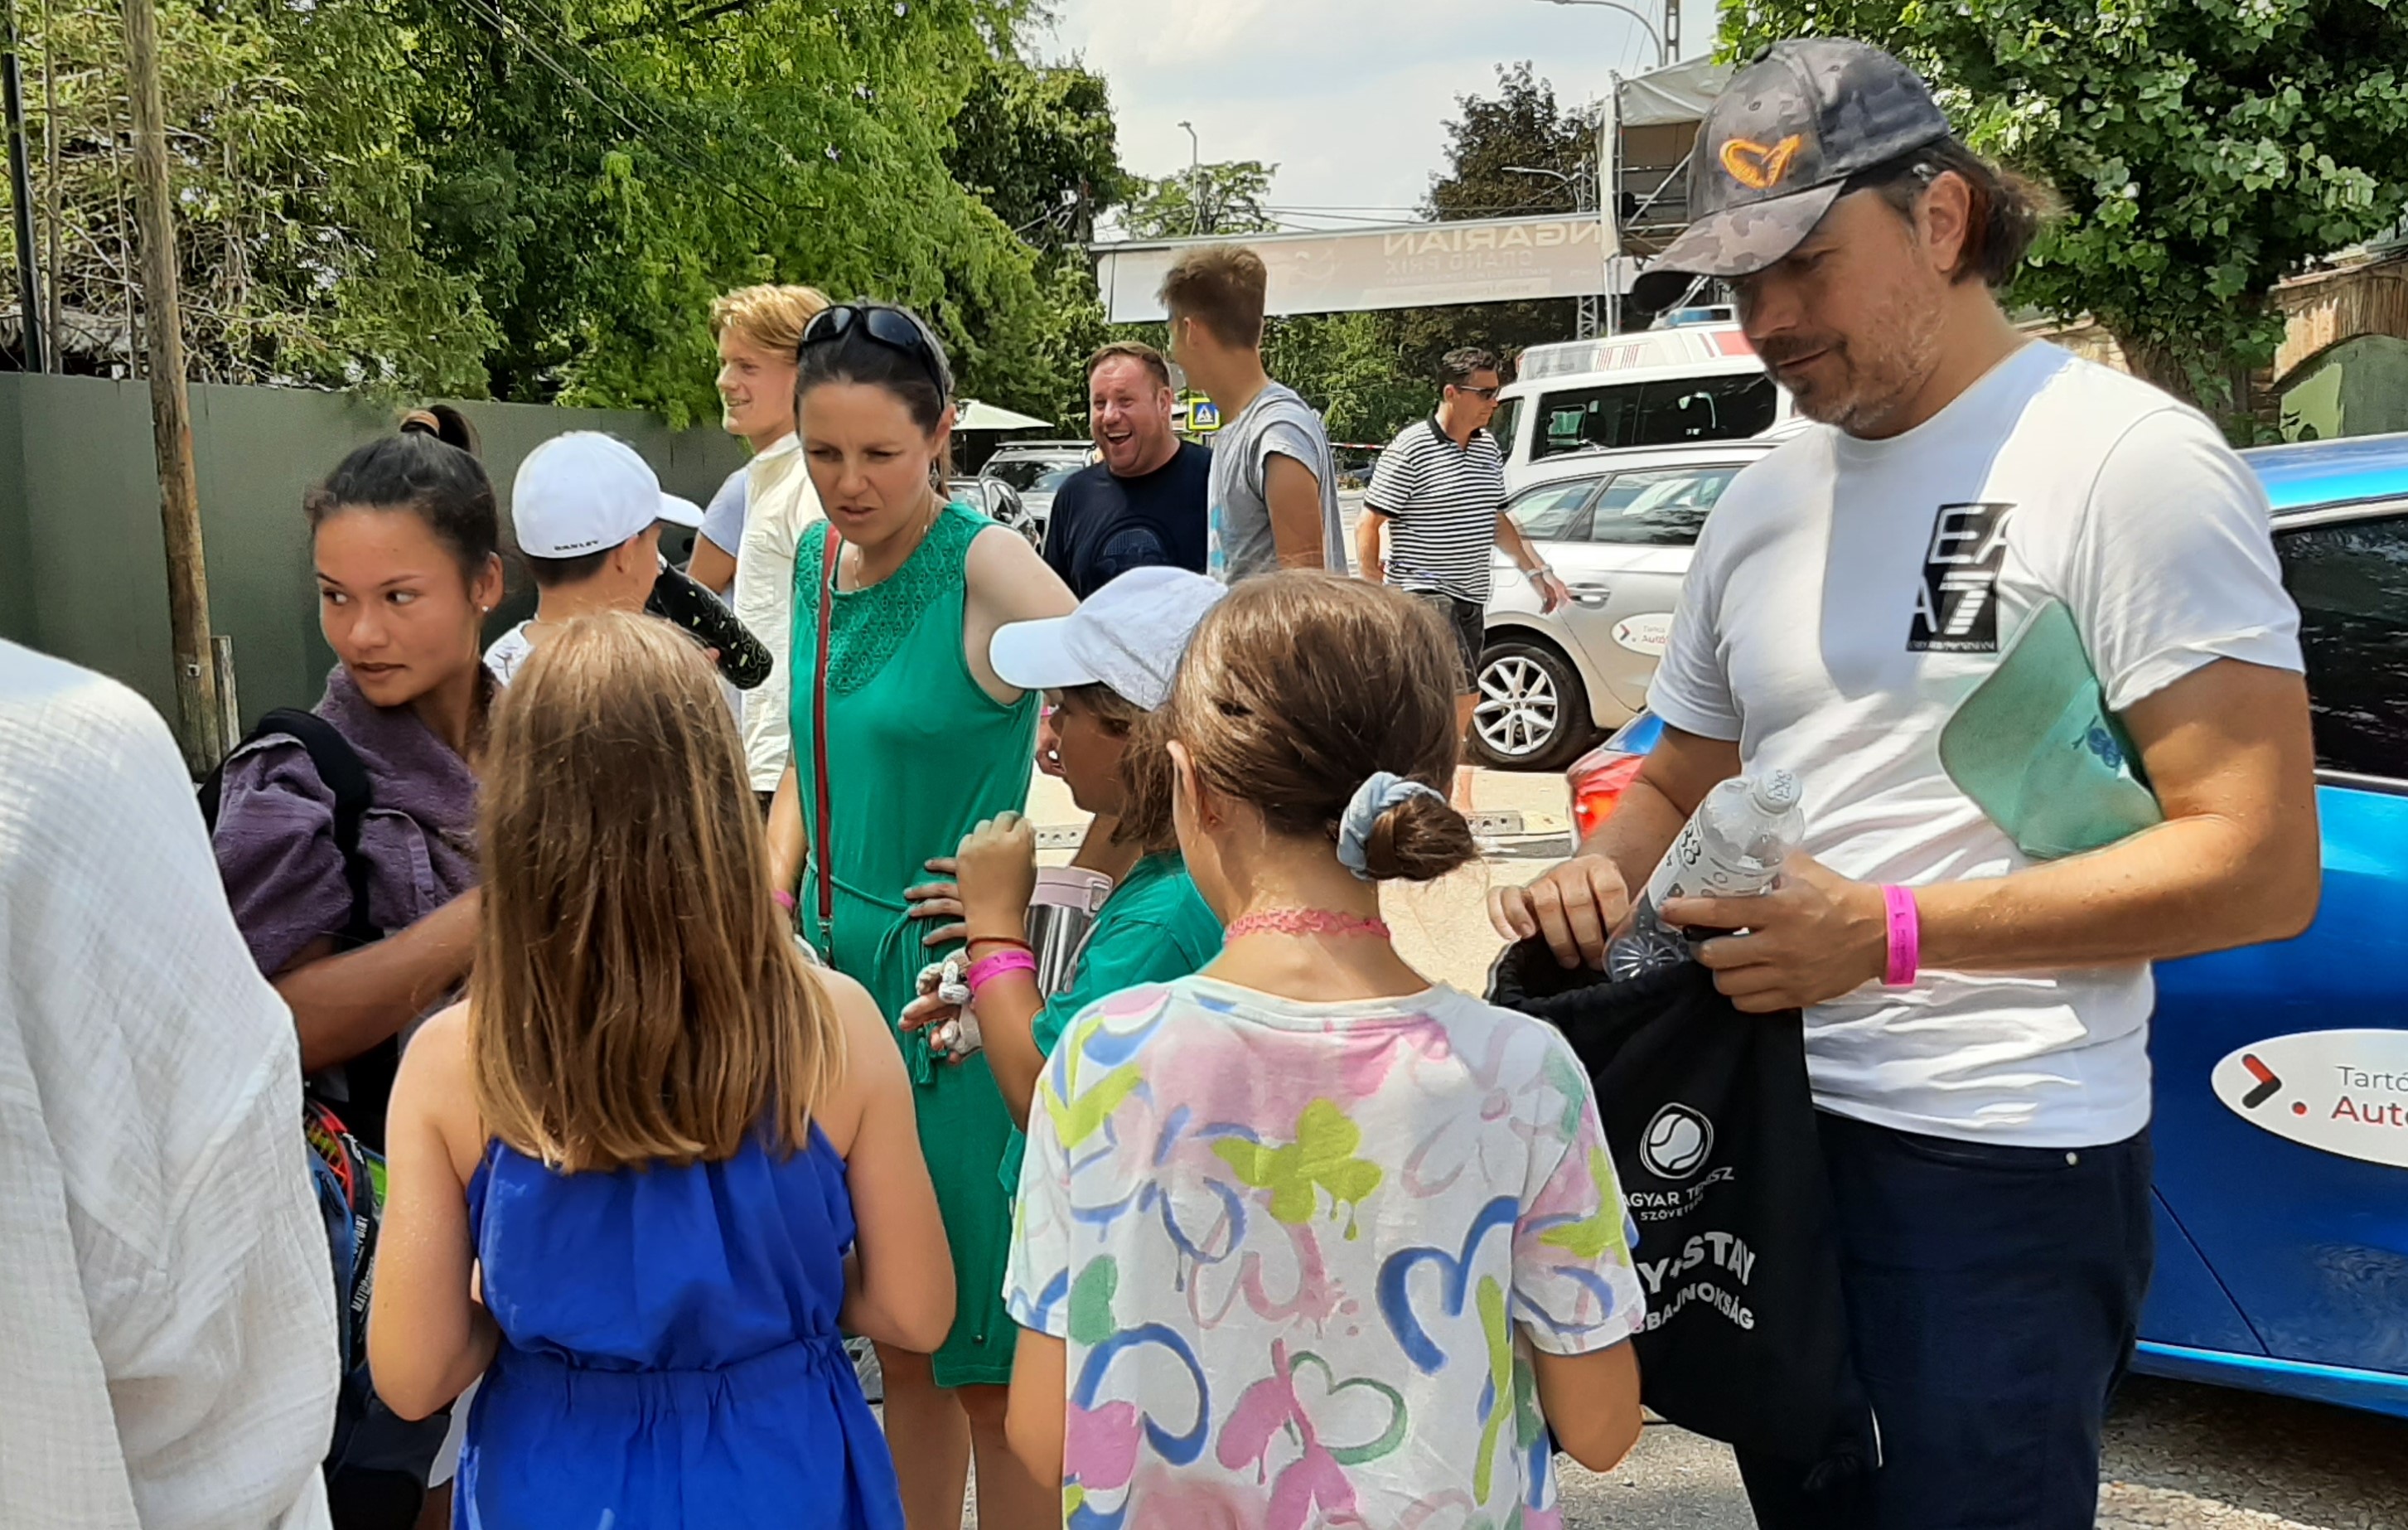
[1641,1103,1715,1181]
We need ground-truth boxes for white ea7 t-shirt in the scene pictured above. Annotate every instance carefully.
[1647,342,2303,1148]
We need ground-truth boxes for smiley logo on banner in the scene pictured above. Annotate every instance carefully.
[1719,134,1804,191]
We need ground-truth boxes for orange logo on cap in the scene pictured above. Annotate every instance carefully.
[1720,134,1804,191]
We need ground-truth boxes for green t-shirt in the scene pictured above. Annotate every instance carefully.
[999,853,1221,1189]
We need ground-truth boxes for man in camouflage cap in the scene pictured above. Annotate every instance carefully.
[1499,37,2318,1527]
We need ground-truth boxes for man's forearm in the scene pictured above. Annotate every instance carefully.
[1356,512,1386,583]
[1577,774,1690,905]
[1916,811,2319,973]
[1494,514,1543,571]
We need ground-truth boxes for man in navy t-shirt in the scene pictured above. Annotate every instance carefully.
[1042,341,1210,598]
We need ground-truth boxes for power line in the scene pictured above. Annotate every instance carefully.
[513,0,776,179]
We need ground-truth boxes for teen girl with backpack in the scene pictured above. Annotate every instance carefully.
[207,409,500,1527]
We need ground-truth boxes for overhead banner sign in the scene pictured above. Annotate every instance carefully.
[1094,215,1617,322]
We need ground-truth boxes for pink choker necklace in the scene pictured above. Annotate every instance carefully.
[1223,908,1392,942]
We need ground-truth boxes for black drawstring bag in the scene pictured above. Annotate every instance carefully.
[1489,943,1876,1487]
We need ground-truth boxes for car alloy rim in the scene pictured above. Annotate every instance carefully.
[1474,654,1559,758]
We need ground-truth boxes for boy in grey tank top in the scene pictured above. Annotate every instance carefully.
[1159,245,1348,581]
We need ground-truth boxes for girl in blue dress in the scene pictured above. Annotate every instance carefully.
[368,611,953,1529]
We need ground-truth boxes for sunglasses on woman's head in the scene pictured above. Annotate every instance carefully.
[800,303,948,393]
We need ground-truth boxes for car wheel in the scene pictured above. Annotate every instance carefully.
[1471,639,1593,772]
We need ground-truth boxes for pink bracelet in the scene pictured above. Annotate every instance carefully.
[1881,884,1920,988]
[771,888,797,914]
[965,948,1037,996]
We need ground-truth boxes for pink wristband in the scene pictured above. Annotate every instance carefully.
[771,888,797,914]
[1881,884,1919,988]
[965,948,1037,996]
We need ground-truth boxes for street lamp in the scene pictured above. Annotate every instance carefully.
[1537,0,1671,68]
[1503,164,1589,211]
[1177,119,1202,235]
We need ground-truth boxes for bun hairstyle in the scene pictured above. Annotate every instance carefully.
[1154,571,1479,882]
[307,407,500,586]
[399,403,481,458]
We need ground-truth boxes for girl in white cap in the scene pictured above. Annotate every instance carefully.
[899,565,1228,1201]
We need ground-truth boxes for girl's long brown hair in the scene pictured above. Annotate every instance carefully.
[471,612,844,1171]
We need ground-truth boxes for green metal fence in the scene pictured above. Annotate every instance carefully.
[0,374,746,727]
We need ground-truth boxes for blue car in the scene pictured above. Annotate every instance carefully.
[1569,431,2408,1419]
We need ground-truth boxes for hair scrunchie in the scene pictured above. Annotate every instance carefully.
[1336,772,1443,880]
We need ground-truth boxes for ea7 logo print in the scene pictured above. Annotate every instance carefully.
[1640,1103,1714,1182]
[1908,501,2015,653]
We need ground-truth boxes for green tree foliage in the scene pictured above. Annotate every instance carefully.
[1379,61,1593,386]
[1119,160,1279,240]
[941,52,1132,425]
[945,54,1131,251]
[399,0,1059,423]
[1263,312,1429,444]
[2,0,496,390]
[3,1,1108,423]
[1722,0,2408,419]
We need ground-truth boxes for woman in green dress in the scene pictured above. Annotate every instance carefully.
[767,302,1073,1530]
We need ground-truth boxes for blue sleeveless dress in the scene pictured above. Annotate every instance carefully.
[454,1124,902,1529]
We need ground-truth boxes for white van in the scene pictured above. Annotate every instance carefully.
[1493,322,1792,491]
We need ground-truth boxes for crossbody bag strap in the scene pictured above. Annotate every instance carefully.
[812,525,841,954]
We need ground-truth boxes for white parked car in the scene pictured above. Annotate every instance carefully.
[1474,434,1791,769]
[1492,321,1795,494]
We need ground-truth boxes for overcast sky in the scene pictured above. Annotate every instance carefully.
[1040,0,1722,232]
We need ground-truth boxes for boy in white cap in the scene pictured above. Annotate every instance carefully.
[900,566,1227,1188]
[484,432,706,684]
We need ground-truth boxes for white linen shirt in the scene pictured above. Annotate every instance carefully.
[0,639,338,1528]
[732,434,822,792]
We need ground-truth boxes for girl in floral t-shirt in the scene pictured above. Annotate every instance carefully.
[1003,573,1645,1528]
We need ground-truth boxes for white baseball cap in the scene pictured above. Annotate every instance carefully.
[989,566,1226,712]
[510,433,700,558]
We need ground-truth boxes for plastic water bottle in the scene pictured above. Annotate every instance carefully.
[1607,772,1805,979]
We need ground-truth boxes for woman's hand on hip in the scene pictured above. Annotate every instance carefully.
[905,855,968,949]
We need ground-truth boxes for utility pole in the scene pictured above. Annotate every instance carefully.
[1178,119,1202,236]
[122,0,221,769]
[1665,0,1680,63]
[2,0,46,371]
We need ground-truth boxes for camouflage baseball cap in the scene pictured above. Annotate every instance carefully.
[1630,38,1951,314]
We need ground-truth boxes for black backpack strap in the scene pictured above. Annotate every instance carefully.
[201,708,378,951]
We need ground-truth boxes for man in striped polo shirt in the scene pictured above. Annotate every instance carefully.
[1359,346,1567,804]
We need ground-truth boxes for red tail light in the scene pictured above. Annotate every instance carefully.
[1568,745,1646,842]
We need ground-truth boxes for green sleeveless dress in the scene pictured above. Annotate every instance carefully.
[791,503,1036,1388]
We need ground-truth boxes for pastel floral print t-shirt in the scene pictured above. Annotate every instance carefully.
[1004,976,1645,1530]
